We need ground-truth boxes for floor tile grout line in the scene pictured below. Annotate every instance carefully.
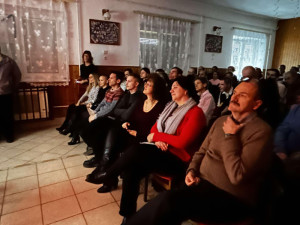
[0,169,8,220]
[35,162,45,225]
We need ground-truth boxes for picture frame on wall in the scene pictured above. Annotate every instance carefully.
[204,34,223,53]
[89,19,120,45]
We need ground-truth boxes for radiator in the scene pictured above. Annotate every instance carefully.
[15,87,49,120]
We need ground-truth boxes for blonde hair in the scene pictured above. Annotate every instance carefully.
[86,73,99,93]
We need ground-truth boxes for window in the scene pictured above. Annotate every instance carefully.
[230,29,268,79]
[139,13,191,73]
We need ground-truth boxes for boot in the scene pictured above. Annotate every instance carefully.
[68,135,80,145]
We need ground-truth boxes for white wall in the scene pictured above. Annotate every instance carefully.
[67,0,277,72]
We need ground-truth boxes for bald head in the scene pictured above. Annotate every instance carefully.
[242,66,256,79]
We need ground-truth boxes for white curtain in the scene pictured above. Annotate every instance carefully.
[139,13,191,73]
[230,29,267,79]
[0,0,69,86]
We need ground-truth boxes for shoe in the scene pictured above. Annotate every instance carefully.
[83,157,99,168]
[5,137,14,143]
[120,217,130,225]
[68,133,73,138]
[84,146,94,156]
[97,183,118,193]
[85,171,106,184]
[68,136,80,145]
[59,129,70,135]
[56,126,64,132]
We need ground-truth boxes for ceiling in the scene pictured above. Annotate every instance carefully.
[194,0,300,19]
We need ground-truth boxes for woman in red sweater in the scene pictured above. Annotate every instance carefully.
[86,76,206,224]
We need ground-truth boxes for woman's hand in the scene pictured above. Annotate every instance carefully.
[155,141,168,151]
[86,103,92,109]
[88,115,96,123]
[147,133,154,143]
[185,170,200,186]
[122,122,130,130]
[75,101,80,107]
[127,129,137,137]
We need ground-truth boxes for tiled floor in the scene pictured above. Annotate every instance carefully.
[0,118,195,225]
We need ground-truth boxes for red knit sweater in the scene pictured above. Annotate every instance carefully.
[151,105,206,162]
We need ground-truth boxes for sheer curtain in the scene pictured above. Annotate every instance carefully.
[139,13,191,73]
[230,29,267,79]
[0,0,69,86]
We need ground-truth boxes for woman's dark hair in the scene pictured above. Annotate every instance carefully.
[174,75,199,102]
[147,73,169,102]
[82,50,93,64]
[141,67,150,74]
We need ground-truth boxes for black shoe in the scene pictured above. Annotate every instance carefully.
[59,129,70,135]
[84,146,94,156]
[83,157,99,168]
[97,183,118,193]
[85,171,106,184]
[5,137,14,143]
[68,136,80,145]
[56,126,64,132]
[120,217,130,225]
[68,133,73,138]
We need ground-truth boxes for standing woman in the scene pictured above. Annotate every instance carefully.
[78,50,96,97]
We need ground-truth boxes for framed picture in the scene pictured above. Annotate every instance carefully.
[89,19,120,45]
[204,34,223,53]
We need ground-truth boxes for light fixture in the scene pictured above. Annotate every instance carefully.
[102,9,111,20]
[213,26,222,35]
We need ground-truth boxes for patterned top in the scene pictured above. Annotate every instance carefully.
[79,86,100,104]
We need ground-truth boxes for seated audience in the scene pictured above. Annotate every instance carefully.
[68,75,110,145]
[140,67,150,81]
[188,67,197,75]
[284,70,300,108]
[198,69,207,78]
[208,71,221,102]
[56,73,99,136]
[78,50,96,96]
[225,71,239,88]
[266,69,287,104]
[168,67,183,86]
[81,73,142,160]
[88,73,169,193]
[85,76,206,225]
[194,77,215,124]
[124,79,273,225]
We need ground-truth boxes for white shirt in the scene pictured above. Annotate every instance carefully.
[197,90,216,124]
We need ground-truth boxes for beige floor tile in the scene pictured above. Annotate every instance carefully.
[110,184,123,202]
[13,141,40,150]
[30,143,57,153]
[42,196,81,225]
[83,202,123,225]
[67,146,86,155]
[0,170,7,183]
[0,157,9,164]
[2,189,40,214]
[70,176,98,194]
[5,175,38,195]
[0,159,28,170]
[37,159,64,174]
[62,155,87,168]
[0,182,5,197]
[38,169,69,187]
[76,189,115,212]
[40,180,74,204]
[0,205,43,225]
[31,136,54,144]
[0,148,28,159]
[66,165,94,180]
[31,152,61,163]
[15,150,43,161]
[48,145,76,155]
[7,164,37,181]
[49,214,86,225]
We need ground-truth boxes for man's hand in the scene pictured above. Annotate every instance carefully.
[185,170,200,186]
[147,133,154,143]
[75,101,80,107]
[276,152,287,160]
[223,116,244,135]
[155,141,168,151]
[88,115,96,123]
[86,103,92,109]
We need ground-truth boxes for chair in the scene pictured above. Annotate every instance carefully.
[143,174,172,202]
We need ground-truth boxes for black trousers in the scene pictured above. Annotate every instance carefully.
[126,180,254,225]
[0,94,14,140]
[104,144,187,217]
